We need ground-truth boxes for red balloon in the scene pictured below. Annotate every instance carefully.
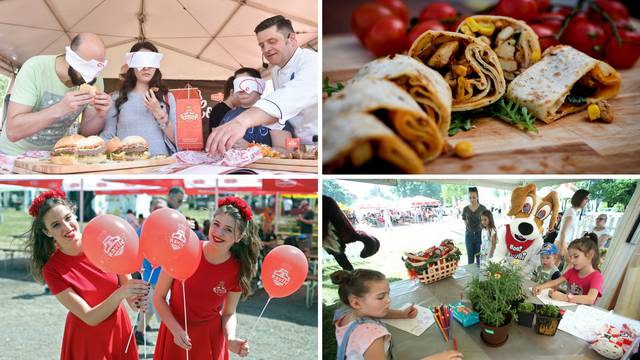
[140,208,189,267]
[82,214,142,275]
[261,245,308,298]
[163,231,202,280]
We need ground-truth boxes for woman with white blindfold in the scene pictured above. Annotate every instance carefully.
[101,42,177,155]
[220,68,293,148]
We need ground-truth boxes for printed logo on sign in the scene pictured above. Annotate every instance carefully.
[271,268,290,287]
[213,281,227,296]
[170,224,187,251]
[180,105,199,122]
[103,236,125,257]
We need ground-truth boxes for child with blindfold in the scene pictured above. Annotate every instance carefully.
[219,68,293,149]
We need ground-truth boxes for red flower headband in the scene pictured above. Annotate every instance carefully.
[29,190,66,217]
[218,196,253,221]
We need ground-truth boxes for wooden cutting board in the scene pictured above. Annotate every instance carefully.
[246,158,318,173]
[13,156,176,174]
[324,34,640,174]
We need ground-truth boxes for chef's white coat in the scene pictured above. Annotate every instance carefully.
[254,47,318,144]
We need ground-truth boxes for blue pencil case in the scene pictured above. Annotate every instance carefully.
[451,301,480,327]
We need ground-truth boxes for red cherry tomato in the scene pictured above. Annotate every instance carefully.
[419,2,458,22]
[495,0,539,22]
[561,18,606,58]
[365,16,408,57]
[588,0,629,23]
[406,20,446,49]
[351,3,394,44]
[535,0,552,12]
[530,24,560,51]
[602,19,632,42]
[604,29,640,68]
[556,6,573,17]
[535,12,565,32]
[376,0,409,25]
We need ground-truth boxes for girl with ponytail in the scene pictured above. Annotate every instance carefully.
[532,233,604,305]
[153,196,260,359]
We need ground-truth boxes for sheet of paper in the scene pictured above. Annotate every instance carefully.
[558,305,640,342]
[452,267,471,279]
[383,304,435,336]
[528,287,575,307]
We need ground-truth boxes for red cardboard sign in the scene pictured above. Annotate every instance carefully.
[172,88,203,150]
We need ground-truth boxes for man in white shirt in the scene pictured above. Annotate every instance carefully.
[206,15,318,154]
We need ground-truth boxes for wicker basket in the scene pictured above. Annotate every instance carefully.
[404,254,459,285]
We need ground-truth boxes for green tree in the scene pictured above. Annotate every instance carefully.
[369,185,395,200]
[391,180,442,200]
[442,184,468,207]
[322,179,355,206]
[588,179,637,210]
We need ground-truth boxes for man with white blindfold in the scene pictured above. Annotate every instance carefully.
[219,67,293,147]
[0,33,112,155]
[206,15,317,155]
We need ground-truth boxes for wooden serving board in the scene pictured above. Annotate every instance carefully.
[324,34,640,174]
[246,158,318,173]
[13,156,176,174]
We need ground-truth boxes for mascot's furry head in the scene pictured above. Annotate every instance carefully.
[508,183,559,243]
[492,184,560,274]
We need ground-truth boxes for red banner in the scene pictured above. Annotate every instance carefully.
[261,179,317,194]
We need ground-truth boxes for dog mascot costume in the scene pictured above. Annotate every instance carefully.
[492,183,559,275]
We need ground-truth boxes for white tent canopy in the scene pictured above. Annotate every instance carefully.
[0,0,318,80]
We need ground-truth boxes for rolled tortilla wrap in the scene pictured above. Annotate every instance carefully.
[323,112,425,174]
[409,30,506,111]
[457,15,541,81]
[507,45,621,123]
[324,78,444,161]
[352,54,452,137]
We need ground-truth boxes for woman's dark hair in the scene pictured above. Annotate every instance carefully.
[571,189,590,207]
[223,76,234,99]
[202,219,210,239]
[469,187,478,194]
[330,269,386,307]
[213,205,262,298]
[481,210,496,233]
[568,232,601,271]
[115,41,169,118]
[234,67,262,79]
[25,198,76,283]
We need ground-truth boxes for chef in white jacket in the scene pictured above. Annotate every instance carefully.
[206,15,318,155]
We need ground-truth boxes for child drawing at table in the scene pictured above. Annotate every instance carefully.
[479,210,497,263]
[531,243,561,284]
[532,233,603,305]
[332,269,463,360]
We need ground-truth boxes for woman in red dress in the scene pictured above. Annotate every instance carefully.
[153,196,261,359]
[25,190,149,359]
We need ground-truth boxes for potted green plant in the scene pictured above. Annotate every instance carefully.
[535,304,563,336]
[466,261,525,347]
[517,302,536,327]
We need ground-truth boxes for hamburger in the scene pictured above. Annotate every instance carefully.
[78,83,98,96]
[106,137,125,161]
[77,136,106,163]
[51,135,81,165]
[121,136,150,161]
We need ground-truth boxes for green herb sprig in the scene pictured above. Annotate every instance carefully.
[488,98,538,133]
[323,77,344,97]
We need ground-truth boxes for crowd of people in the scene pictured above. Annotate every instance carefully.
[356,206,443,228]
[0,15,318,157]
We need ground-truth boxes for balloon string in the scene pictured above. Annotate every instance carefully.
[125,265,155,354]
[247,297,272,341]
[143,306,147,359]
[183,280,189,360]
